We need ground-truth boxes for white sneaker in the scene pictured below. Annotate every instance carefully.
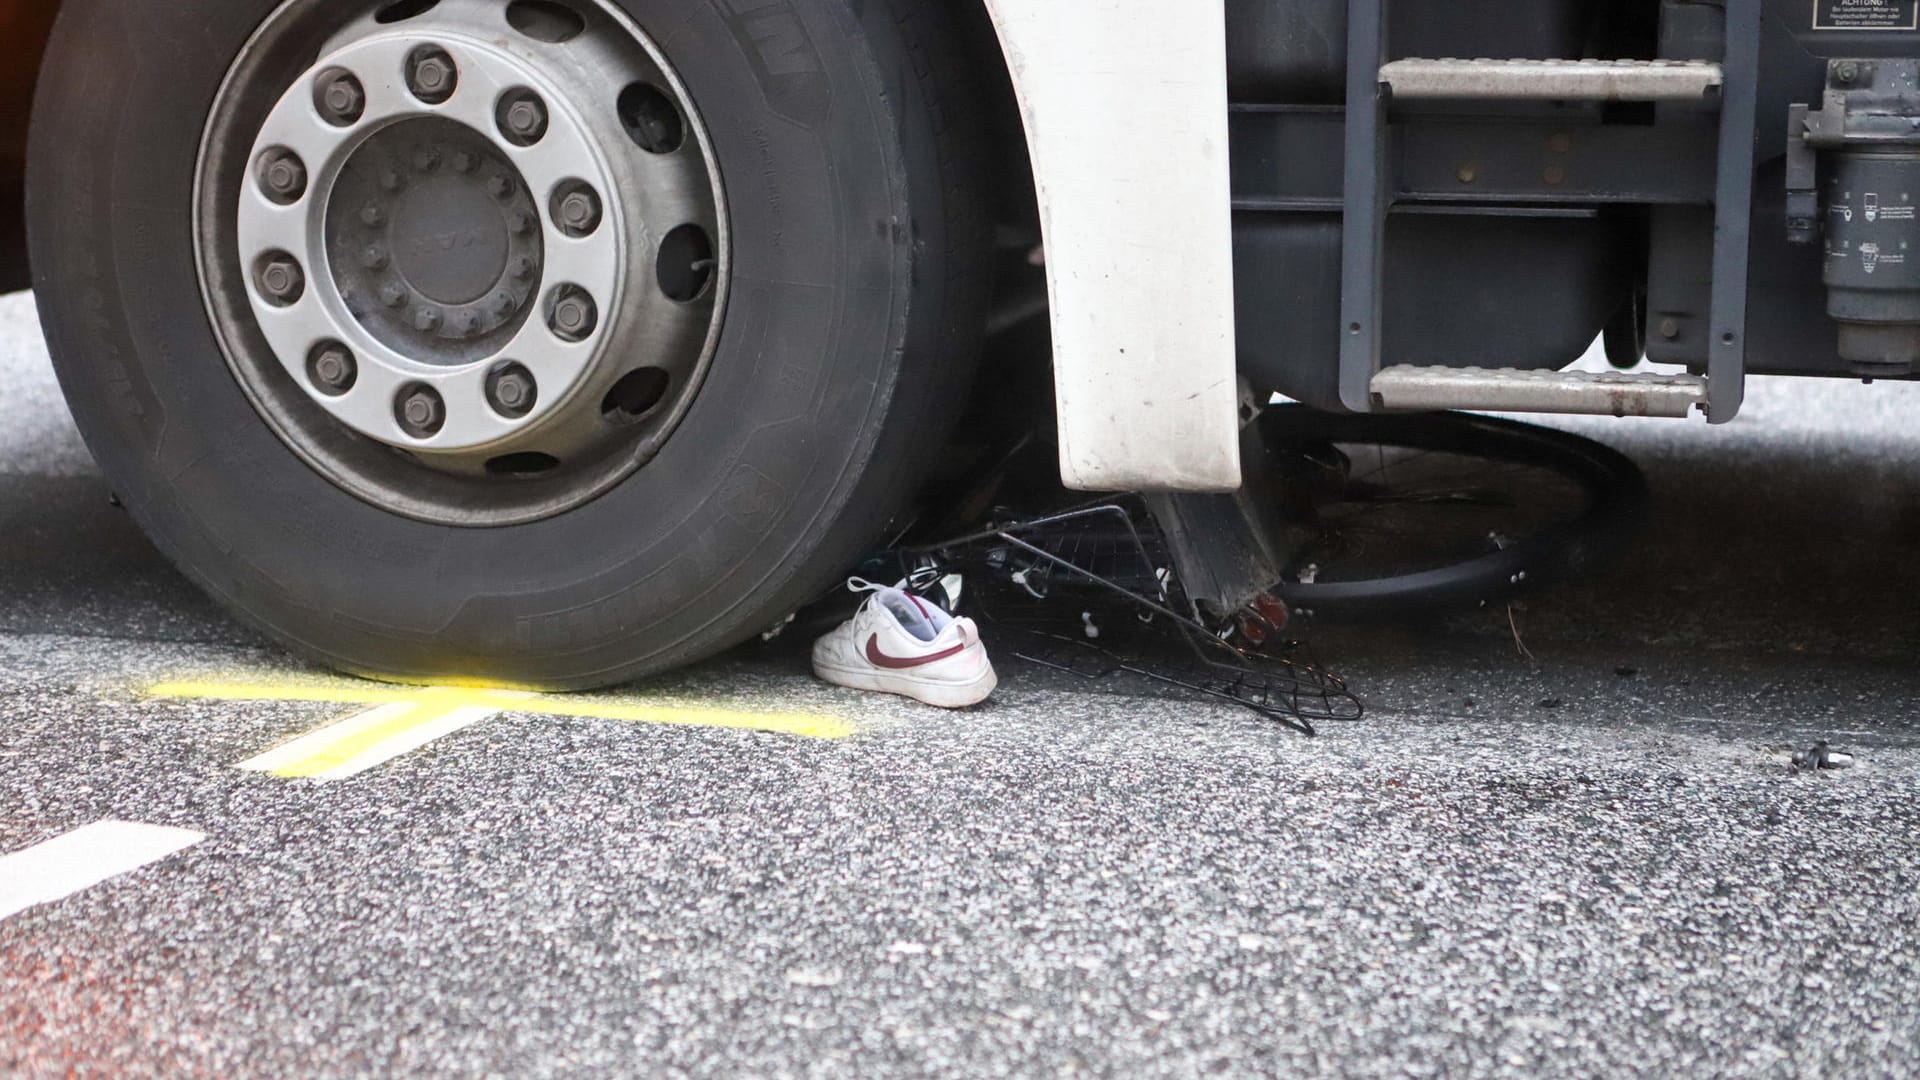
[811,580,998,708]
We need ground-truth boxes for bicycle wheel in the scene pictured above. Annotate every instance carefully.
[1260,406,1647,620]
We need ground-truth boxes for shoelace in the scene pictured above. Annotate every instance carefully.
[845,576,947,630]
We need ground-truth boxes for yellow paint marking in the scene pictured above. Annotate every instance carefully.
[259,690,534,780]
[147,678,855,781]
[150,680,517,709]
[504,699,854,740]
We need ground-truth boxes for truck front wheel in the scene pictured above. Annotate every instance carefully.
[28,0,987,687]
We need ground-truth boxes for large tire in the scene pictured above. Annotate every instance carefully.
[28,0,990,688]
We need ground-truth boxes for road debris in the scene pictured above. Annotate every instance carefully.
[1508,603,1535,661]
[1790,741,1858,773]
[876,498,1364,736]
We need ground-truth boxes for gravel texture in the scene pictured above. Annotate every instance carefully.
[4,295,1920,1077]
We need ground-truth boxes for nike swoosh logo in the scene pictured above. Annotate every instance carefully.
[866,634,967,670]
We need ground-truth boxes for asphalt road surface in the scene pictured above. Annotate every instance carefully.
[4,286,1919,1077]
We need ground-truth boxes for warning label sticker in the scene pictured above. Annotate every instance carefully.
[1815,0,1920,30]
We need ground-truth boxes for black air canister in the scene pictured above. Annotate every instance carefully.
[1824,149,1920,368]
[1800,58,1920,372]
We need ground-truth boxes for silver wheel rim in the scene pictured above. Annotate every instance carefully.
[194,0,729,525]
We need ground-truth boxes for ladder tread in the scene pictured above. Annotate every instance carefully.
[1370,365,1709,419]
[1381,57,1725,103]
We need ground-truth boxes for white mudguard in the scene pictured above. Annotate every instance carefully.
[982,0,1243,492]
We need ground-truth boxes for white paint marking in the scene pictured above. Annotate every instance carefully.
[0,820,204,922]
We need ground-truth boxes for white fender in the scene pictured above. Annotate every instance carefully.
[981,0,1243,492]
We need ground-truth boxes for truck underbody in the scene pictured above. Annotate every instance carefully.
[1230,0,1912,412]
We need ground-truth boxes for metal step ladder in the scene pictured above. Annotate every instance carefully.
[1338,4,1762,422]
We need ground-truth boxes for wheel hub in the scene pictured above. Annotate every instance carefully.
[325,118,542,364]
[202,0,728,524]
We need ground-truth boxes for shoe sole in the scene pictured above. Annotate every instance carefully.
[812,658,999,709]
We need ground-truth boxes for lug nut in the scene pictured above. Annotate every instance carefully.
[307,342,358,396]
[486,364,538,418]
[498,90,549,145]
[413,307,443,333]
[255,253,305,306]
[256,148,308,205]
[552,183,602,238]
[396,385,447,438]
[558,193,595,228]
[494,375,532,410]
[547,286,597,342]
[407,46,458,104]
[314,69,366,126]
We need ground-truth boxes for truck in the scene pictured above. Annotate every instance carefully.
[0,0,1902,686]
